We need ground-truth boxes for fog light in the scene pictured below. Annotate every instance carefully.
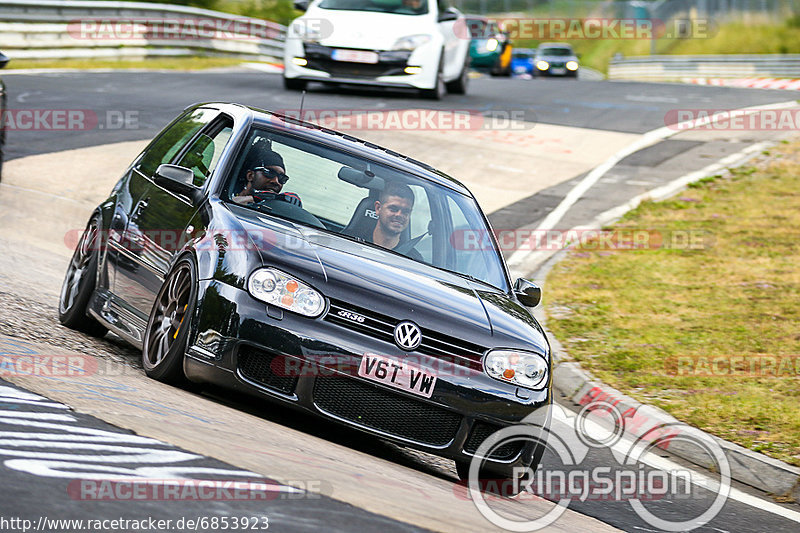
[292,57,308,66]
[404,66,423,74]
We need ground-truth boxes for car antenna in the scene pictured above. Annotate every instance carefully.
[299,90,307,122]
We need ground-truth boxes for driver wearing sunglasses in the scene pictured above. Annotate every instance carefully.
[233,150,302,207]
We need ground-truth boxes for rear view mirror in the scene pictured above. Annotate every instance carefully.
[438,9,459,22]
[155,164,204,205]
[0,52,9,69]
[294,0,309,11]
[514,278,542,308]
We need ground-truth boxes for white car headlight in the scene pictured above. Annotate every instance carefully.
[536,60,549,71]
[392,34,432,51]
[248,268,325,317]
[483,349,549,389]
[566,60,579,71]
[485,38,499,52]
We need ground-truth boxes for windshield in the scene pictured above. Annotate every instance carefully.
[224,126,508,291]
[318,0,429,15]
[539,47,573,57]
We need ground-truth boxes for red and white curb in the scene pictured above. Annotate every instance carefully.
[241,62,284,74]
[683,77,800,91]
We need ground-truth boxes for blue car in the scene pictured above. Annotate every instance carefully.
[511,48,535,77]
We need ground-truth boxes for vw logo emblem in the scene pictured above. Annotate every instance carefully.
[394,321,422,351]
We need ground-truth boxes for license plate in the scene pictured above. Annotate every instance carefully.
[331,49,379,64]
[551,67,566,74]
[358,353,437,398]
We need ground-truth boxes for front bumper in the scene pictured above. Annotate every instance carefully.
[536,63,578,77]
[186,280,552,476]
[283,40,440,90]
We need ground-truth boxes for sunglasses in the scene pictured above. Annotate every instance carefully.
[253,166,289,185]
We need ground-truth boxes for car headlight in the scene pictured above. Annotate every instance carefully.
[536,60,549,71]
[483,349,549,389]
[392,34,432,51]
[485,38,499,52]
[248,268,325,317]
[566,60,579,71]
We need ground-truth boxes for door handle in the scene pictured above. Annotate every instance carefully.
[135,198,149,216]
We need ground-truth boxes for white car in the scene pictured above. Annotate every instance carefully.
[283,0,470,99]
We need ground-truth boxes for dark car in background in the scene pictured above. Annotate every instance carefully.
[59,102,552,480]
[465,16,512,77]
[0,51,8,181]
[534,42,579,78]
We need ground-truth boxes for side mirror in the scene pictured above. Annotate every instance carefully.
[154,164,203,205]
[438,9,459,22]
[293,0,309,11]
[0,52,9,69]
[514,278,541,308]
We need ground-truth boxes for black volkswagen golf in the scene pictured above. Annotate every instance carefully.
[59,103,551,479]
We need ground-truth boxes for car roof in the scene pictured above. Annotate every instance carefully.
[202,102,472,197]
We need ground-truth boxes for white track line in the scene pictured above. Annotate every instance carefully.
[507,99,798,269]
[553,408,800,523]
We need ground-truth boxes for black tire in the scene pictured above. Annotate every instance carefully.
[58,216,108,337]
[445,54,470,95]
[142,256,197,383]
[283,76,307,91]
[421,53,446,100]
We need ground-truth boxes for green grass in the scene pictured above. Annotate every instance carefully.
[544,142,800,467]
[5,56,251,71]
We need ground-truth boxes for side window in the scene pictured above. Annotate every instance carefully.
[175,119,233,187]
[137,108,218,177]
[437,0,449,13]
[446,195,504,286]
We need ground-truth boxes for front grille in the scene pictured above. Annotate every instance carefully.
[325,299,485,371]
[313,376,461,446]
[464,422,524,460]
[304,44,410,79]
[306,60,403,79]
[237,346,298,395]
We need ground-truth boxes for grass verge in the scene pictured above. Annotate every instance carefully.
[544,139,800,466]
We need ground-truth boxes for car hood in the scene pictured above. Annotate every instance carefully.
[228,208,546,350]
[303,7,434,50]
